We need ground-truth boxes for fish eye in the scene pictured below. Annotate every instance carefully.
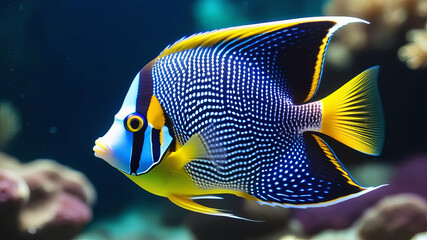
[124,113,145,132]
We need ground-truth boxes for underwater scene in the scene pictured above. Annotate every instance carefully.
[1,0,427,239]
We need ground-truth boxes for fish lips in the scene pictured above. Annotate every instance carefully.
[93,137,132,175]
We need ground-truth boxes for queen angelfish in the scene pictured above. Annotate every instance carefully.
[93,16,385,220]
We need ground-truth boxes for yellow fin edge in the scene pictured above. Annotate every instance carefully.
[303,17,369,102]
[304,34,330,102]
[311,134,363,189]
[157,16,367,60]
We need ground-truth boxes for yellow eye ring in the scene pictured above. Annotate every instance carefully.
[125,113,144,132]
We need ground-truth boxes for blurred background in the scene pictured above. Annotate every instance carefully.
[0,0,426,239]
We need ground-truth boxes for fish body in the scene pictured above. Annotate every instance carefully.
[94,16,385,219]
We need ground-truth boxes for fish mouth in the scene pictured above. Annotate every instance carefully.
[93,138,111,158]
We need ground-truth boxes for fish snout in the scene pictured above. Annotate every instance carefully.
[93,138,111,158]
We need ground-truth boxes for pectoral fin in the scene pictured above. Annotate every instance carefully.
[168,134,210,171]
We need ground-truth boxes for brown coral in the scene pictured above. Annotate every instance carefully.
[0,153,96,240]
[398,22,427,69]
[356,194,427,240]
[325,0,426,49]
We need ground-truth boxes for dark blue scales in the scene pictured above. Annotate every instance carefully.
[149,19,365,206]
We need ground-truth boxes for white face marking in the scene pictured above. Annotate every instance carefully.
[94,73,140,174]
[96,118,133,174]
[115,73,140,120]
[94,72,174,175]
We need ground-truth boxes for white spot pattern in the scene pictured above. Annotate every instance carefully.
[150,27,347,204]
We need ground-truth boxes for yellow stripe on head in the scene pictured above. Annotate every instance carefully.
[147,95,165,130]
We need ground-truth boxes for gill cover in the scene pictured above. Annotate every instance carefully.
[126,104,173,175]
[129,117,173,175]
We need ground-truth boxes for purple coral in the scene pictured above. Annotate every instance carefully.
[0,153,95,240]
[291,186,394,235]
[0,169,29,238]
[357,194,427,240]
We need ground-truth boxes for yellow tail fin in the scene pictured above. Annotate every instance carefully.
[320,67,384,155]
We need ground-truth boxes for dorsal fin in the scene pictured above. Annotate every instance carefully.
[156,17,368,103]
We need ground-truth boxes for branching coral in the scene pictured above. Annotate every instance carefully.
[0,153,96,240]
[398,22,427,69]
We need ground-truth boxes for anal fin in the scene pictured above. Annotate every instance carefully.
[168,195,260,221]
[307,133,364,191]
[259,133,382,207]
[297,132,375,207]
[215,134,383,209]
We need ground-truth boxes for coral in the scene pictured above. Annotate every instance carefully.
[356,194,427,240]
[291,194,427,240]
[309,228,357,240]
[0,100,21,150]
[323,0,427,69]
[412,232,427,240]
[292,186,392,236]
[0,168,29,238]
[398,22,427,69]
[0,152,95,240]
[278,236,307,240]
[325,0,426,50]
